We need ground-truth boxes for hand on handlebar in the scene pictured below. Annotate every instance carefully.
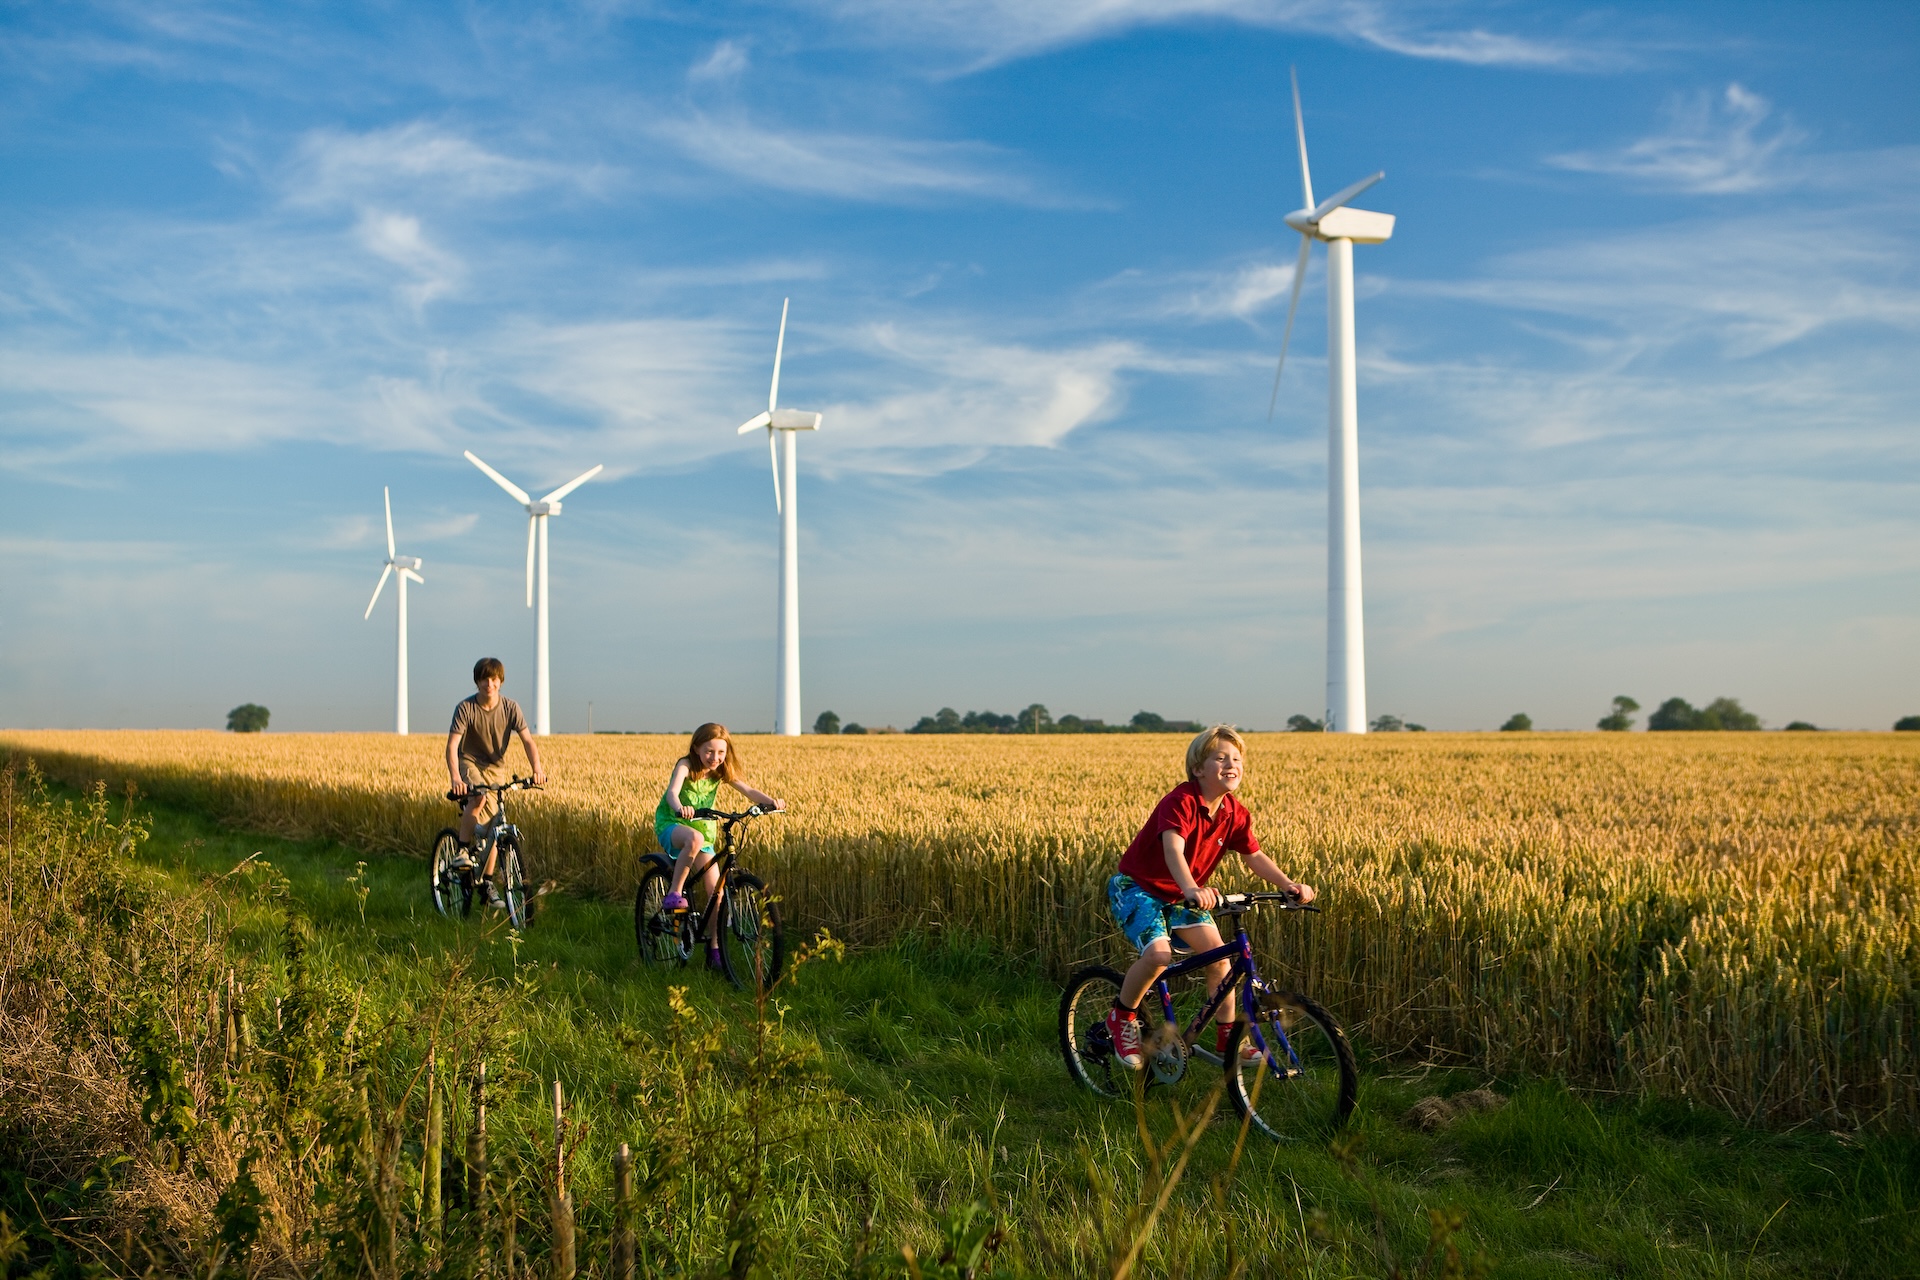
[531,768,548,787]
[678,804,695,819]
[1183,885,1221,911]
[1289,882,1317,905]
[449,778,470,798]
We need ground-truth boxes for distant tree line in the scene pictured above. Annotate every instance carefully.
[813,707,1202,735]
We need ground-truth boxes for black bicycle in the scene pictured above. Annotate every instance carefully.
[633,805,786,993]
[1060,891,1356,1141]
[430,777,539,929]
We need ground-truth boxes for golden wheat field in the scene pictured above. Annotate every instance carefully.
[4,728,1916,1126]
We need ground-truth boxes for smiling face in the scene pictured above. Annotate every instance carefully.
[474,674,503,707]
[1193,742,1244,798]
[695,736,728,773]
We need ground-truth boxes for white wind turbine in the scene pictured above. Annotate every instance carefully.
[463,450,604,736]
[1267,68,1396,735]
[363,487,425,734]
[735,298,823,737]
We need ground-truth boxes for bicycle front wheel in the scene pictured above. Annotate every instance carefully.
[1226,985,1357,1141]
[497,836,534,930]
[634,861,690,966]
[717,872,784,993]
[430,829,471,918]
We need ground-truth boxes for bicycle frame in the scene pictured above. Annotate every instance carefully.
[671,806,764,935]
[1151,907,1311,1081]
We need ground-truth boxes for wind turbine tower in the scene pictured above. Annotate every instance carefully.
[464,451,604,736]
[1267,69,1395,734]
[736,299,823,736]
[363,487,425,734]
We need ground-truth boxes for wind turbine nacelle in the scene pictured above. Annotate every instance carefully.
[391,556,423,571]
[1313,207,1395,244]
[529,500,558,516]
[771,409,822,431]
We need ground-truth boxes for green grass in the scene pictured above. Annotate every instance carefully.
[48,787,1920,1276]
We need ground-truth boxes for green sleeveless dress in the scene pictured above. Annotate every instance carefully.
[654,773,720,854]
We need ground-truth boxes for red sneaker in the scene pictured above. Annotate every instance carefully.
[1218,1023,1264,1064]
[1105,1006,1145,1070]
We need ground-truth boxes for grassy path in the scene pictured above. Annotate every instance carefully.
[106,790,1920,1277]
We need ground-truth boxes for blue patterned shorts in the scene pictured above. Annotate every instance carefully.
[1107,874,1215,954]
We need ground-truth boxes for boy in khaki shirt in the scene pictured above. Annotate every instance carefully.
[445,657,547,905]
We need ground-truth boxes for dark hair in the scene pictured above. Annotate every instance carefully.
[473,657,505,684]
[683,723,743,785]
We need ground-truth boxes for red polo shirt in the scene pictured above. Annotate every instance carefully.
[1116,780,1261,903]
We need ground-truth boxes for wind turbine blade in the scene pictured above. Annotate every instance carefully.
[464,450,532,506]
[1309,172,1384,223]
[401,567,425,585]
[737,411,773,435]
[1291,66,1315,211]
[540,464,603,505]
[384,487,396,559]
[768,297,789,413]
[364,564,393,620]
[768,430,782,514]
[1267,236,1314,421]
[525,516,537,608]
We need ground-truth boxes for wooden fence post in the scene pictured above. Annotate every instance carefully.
[550,1079,575,1279]
[468,1061,488,1227]
[421,1050,443,1248]
[613,1142,634,1280]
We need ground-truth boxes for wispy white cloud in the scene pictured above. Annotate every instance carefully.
[1096,257,1306,323]
[787,0,1611,71]
[355,210,463,311]
[648,111,1074,205]
[1550,83,1805,194]
[1403,213,1920,358]
[814,322,1220,470]
[280,121,603,209]
[689,39,750,83]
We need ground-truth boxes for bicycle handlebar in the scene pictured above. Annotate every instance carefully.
[690,805,785,822]
[446,777,542,804]
[1214,890,1318,913]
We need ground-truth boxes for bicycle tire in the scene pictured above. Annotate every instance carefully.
[430,829,472,918]
[1060,966,1135,1099]
[634,860,690,966]
[717,872,784,993]
[1226,986,1357,1141]
[497,835,534,930]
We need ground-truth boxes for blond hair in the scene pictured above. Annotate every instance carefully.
[1186,724,1247,779]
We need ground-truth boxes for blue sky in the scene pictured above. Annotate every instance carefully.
[3,0,1916,733]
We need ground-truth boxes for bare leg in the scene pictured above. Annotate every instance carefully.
[695,857,723,944]
[665,826,706,896]
[1118,938,1174,1010]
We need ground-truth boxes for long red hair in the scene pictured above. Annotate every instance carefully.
[683,722,743,785]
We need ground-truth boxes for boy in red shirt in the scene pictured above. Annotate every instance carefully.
[1104,725,1315,1070]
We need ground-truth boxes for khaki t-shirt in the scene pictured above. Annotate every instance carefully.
[449,695,529,768]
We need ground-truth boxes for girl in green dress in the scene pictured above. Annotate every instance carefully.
[657,723,785,968]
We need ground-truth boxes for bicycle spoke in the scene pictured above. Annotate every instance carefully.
[1227,986,1357,1140]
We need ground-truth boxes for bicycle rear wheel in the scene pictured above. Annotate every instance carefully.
[430,829,472,918]
[717,872,784,993]
[1226,985,1357,1141]
[1060,966,1134,1098]
[497,836,534,930]
[634,861,691,965]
